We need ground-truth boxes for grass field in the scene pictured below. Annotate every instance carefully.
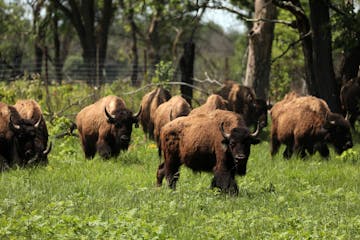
[1,124,360,239]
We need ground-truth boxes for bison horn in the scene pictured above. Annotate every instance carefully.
[219,122,230,139]
[133,105,142,118]
[345,112,351,121]
[250,121,260,137]
[104,107,116,122]
[10,115,21,130]
[43,142,52,155]
[34,117,41,128]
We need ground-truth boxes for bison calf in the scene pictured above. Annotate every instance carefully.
[76,95,141,159]
[157,109,260,195]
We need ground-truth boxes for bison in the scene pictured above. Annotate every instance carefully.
[153,95,191,148]
[340,76,360,129]
[139,87,171,139]
[216,80,269,131]
[0,102,42,170]
[270,94,353,159]
[75,95,141,159]
[189,94,228,116]
[14,99,52,166]
[156,109,260,195]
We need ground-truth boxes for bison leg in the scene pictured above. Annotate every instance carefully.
[164,161,181,190]
[270,134,280,156]
[96,139,112,159]
[211,171,238,195]
[314,143,330,158]
[283,145,293,159]
[80,135,96,159]
[0,155,10,172]
[156,162,165,186]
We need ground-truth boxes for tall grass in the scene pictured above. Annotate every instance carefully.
[1,79,360,239]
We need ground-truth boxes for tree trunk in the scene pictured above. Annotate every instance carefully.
[309,0,340,112]
[244,0,277,99]
[273,0,317,95]
[180,42,195,106]
[119,0,139,86]
[53,11,63,85]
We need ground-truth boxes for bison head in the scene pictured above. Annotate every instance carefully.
[220,122,260,176]
[104,106,141,149]
[9,115,41,165]
[323,113,353,154]
[27,141,52,166]
[253,98,271,129]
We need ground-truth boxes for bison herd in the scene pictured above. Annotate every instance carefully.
[1,78,359,195]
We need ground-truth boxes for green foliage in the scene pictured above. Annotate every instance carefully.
[151,60,174,90]
[270,10,305,101]
[332,3,360,52]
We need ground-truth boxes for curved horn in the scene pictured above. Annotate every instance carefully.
[251,121,260,137]
[34,116,41,128]
[345,111,351,121]
[133,105,142,118]
[43,142,52,155]
[104,107,116,122]
[10,115,21,130]
[219,122,230,139]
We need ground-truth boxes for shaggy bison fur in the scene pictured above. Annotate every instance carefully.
[189,94,228,116]
[340,77,360,129]
[153,95,191,148]
[270,93,353,159]
[76,95,140,159]
[139,87,171,139]
[157,109,260,195]
[14,99,51,166]
[0,102,41,170]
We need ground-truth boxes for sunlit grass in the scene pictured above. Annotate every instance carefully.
[1,126,360,239]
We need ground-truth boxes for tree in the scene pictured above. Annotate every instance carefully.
[52,0,116,86]
[309,0,339,112]
[244,0,277,99]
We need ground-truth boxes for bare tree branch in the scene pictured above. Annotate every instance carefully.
[271,30,311,63]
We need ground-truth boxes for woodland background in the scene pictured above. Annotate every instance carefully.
[1,0,359,112]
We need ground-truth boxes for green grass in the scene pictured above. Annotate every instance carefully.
[1,126,360,239]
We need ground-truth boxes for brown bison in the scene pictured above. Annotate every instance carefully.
[139,87,171,139]
[14,99,52,166]
[216,80,269,130]
[153,95,191,148]
[340,77,360,129]
[189,94,228,116]
[157,109,260,195]
[270,94,353,159]
[0,102,41,170]
[75,95,141,159]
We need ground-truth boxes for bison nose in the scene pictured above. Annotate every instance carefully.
[234,154,247,163]
[120,135,130,142]
[25,150,34,159]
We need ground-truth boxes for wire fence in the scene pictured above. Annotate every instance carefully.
[0,62,163,84]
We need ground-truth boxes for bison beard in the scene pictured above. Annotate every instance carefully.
[156,110,260,195]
